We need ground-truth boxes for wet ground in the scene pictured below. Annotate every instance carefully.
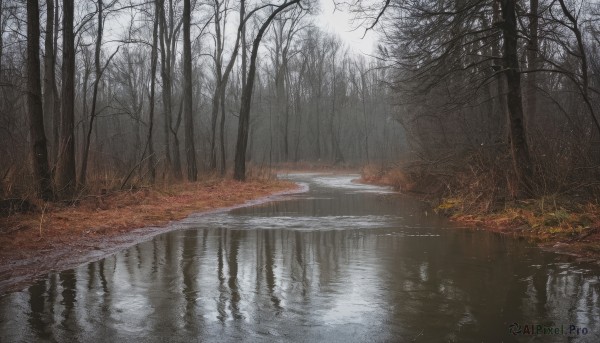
[1,174,599,342]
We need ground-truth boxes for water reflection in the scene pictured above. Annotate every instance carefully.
[0,174,599,342]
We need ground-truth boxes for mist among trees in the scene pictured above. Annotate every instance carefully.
[1,0,600,202]
[1,0,402,201]
[370,0,600,200]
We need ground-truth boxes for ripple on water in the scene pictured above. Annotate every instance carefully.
[2,173,600,343]
[304,174,394,194]
[192,214,404,231]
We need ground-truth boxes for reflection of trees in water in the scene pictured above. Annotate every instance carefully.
[59,269,76,329]
[263,229,281,311]
[526,266,600,333]
[4,226,599,341]
[217,230,227,322]
[27,280,51,340]
[373,230,600,341]
[228,229,243,319]
[182,229,199,329]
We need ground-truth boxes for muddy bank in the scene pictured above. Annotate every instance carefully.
[450,209,600,262]
[356,173,600,262]
[0,179,307,294]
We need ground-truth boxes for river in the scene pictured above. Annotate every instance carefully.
[1,173,599,342]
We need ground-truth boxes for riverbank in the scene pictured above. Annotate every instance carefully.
[0,177,301,293]
[359,165,600,260]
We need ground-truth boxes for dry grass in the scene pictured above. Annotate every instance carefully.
[359,163,600,258]
[360,164,415,191]
[439,197,600,237]
[274,161,358,173]
[435,193,600,258]
[0,177,298,263]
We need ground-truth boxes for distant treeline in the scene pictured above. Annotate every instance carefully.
[0,0,402,200]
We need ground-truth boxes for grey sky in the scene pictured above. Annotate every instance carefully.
[316,0,378,55]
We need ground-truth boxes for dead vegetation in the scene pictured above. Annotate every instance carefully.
[360,153,600,258]
[0,176,297,265]
[274,161,358,173]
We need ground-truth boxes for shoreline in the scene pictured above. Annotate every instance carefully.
[446,210,600,262]
[0,179,307,294]
[357,175,600,262]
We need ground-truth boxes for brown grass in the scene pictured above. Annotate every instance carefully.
[0,177,298,264]
[359,163,600,259]
[359,164,415,191]
[443,201,600,258]
[439,197,600,237]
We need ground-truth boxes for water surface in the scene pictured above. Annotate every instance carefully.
[1,174,599,342]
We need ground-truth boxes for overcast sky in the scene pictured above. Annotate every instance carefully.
[315,0,378,55]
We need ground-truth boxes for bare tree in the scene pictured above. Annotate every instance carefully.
[43,0,56,166]
[3,0,407,200]
[526,0,539,131]
[183,0,197,181]
[147,0,163,183]
[81,0,121,185]
[51,0,60,164]
[554,0,600,135]
[498,0,534,195]
[56,0,77,195]
[208,0,226,171]
[234,0,302,180]
[267,8,307,161]
[26,0,53,200]
[158,0,183,179]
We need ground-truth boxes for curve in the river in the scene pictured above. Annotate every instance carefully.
[1,173,599,342]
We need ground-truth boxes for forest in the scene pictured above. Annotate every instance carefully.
[372,0,600,204]
[2,0,600,339]
[0,0,401,203]
[1,0,600,245]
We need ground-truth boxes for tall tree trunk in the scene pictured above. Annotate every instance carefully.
[490,6,509,142]
[79,54,91,184]
[183,0,197,181]
[80,0,117,185]
[158,2,172,176]
[283,69,290,162]
[56,0,76,195]
[241,0,247,90]
[294,89,302,162]
[171,97,183,180]
[80,56,90,162]
[51,0,60,165]
[275,59,285,162]
[234,0,301,180]
[26,0,53,200]
[500,0,534,196]
[147,0,162,183]
[239,13,251,169]
[360,73,370,163]
[209,0,223,171]
[209,77,222,171]
[219,86,227,175]
[329,81,343,163]
[167,0,182,180]
[43,0,55,166]
[217,0,246,175]
[315,91,321,159]
[526,0,539,133]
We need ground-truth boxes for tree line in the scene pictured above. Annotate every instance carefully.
[1,0,401,201]
[368,0,600,199]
